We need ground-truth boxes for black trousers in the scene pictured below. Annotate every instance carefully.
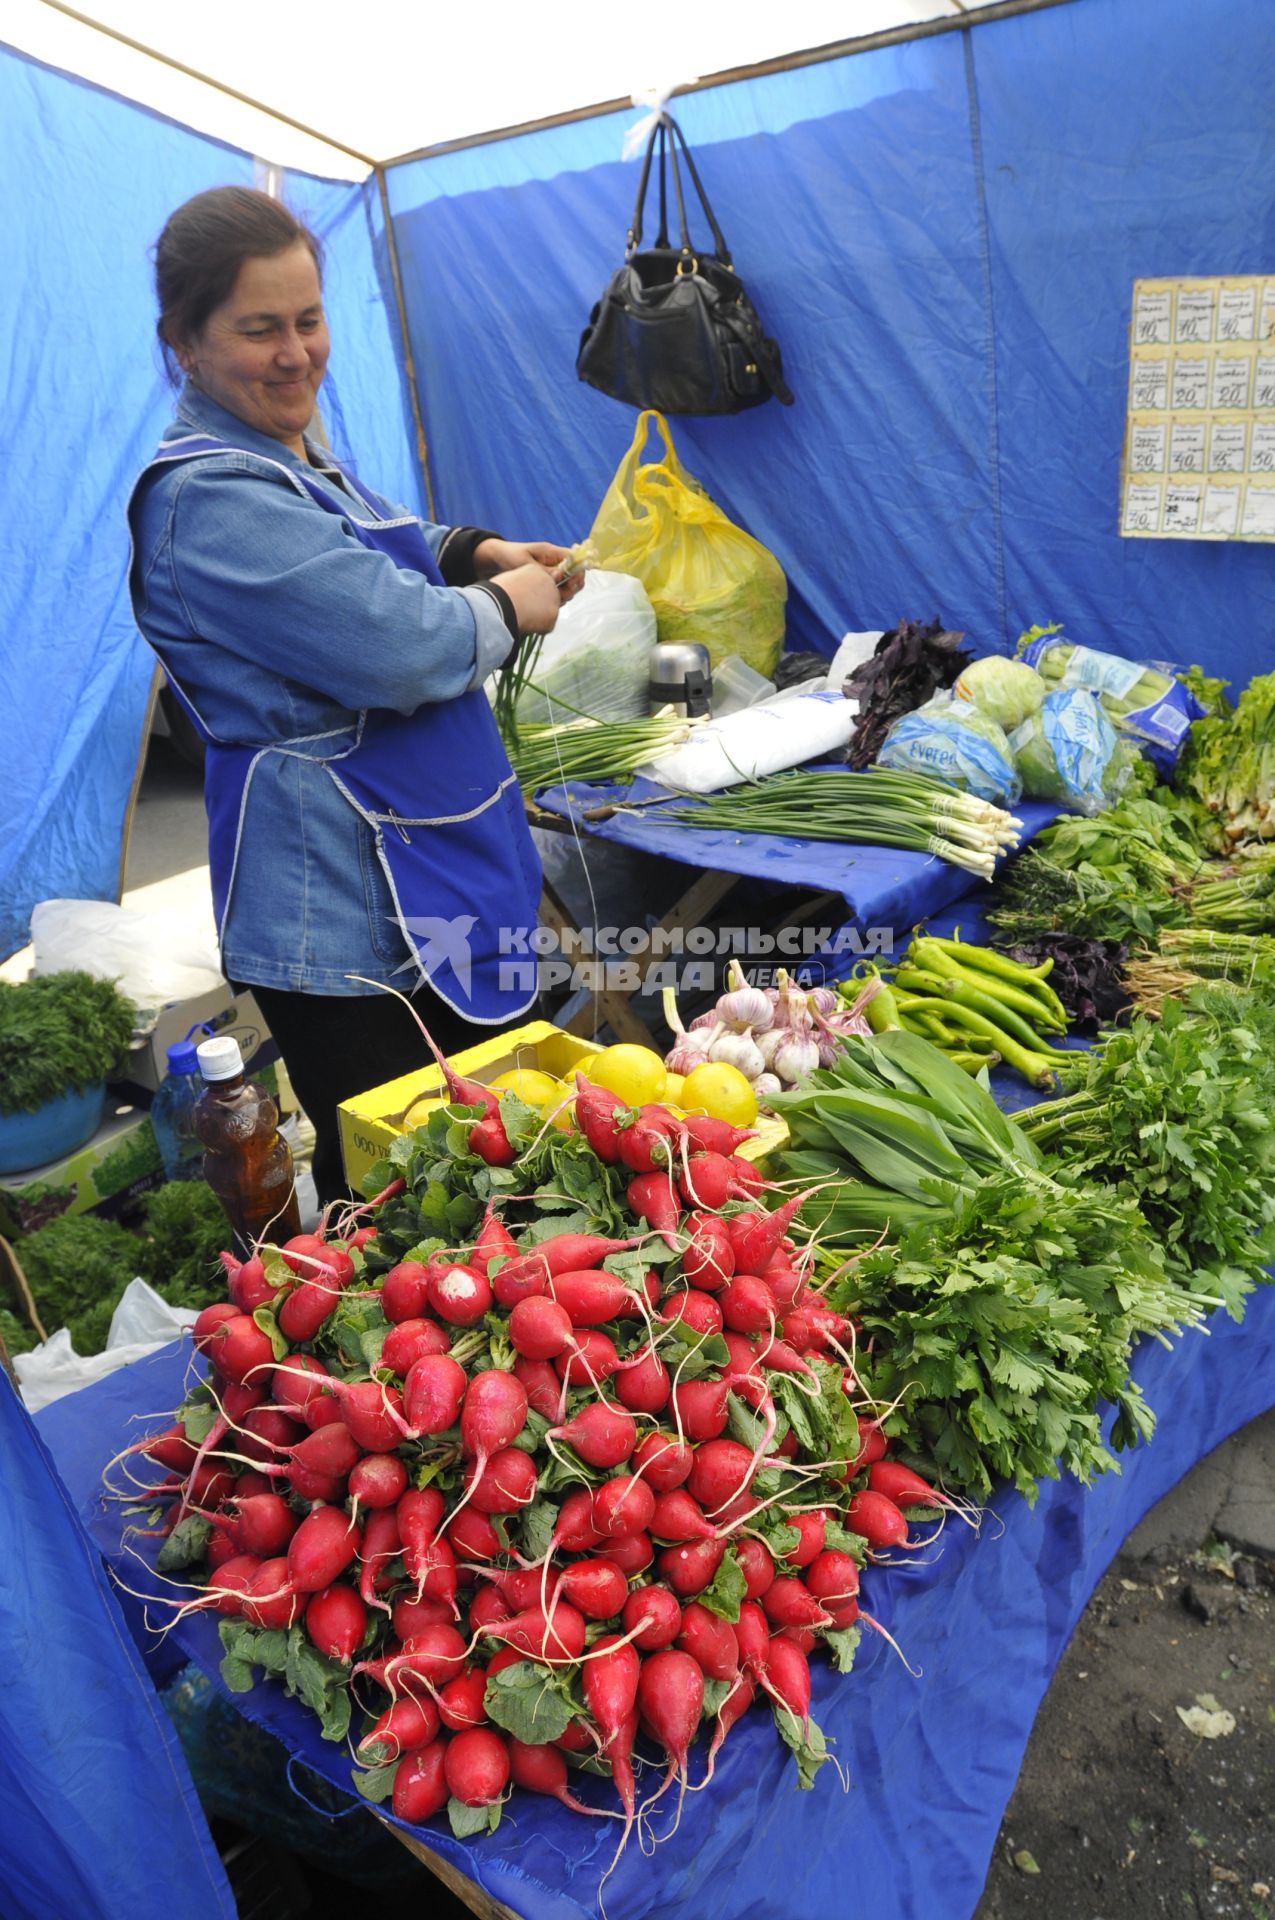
[240,980,534,1208]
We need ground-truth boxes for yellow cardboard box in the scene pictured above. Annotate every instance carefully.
[337,1021,787,1192]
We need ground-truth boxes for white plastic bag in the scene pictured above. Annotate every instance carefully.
[641,687,858,794]
[14,1278,200,1413]
[31,899,224,1012]
[515,571,657,725]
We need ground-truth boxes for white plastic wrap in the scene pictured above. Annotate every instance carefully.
[13,1278,200,1413]
[641,687,858,794]
[514,571,656,724]
[31,898,224,1010]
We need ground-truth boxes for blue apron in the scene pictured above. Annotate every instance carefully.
[128,434,541,1022]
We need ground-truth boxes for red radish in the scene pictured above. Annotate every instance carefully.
[495,1565,551,1612]
[237,1405,307,1462]
[404,1353,467,1435]
[489,1602,586,1666]
[846,1488,910,1550]
[358,1507,400,1615]
[381,1260,431,1323]
[720,1274,777,1336]
[281,1234,353,1285]
[193,1301,239,1352]
[202,1555,261,1615]
[600,1531,653,1576]
[348,1452,408,1511]
[751,1332,817,1380]
[278,1279,340,1343]
[539,1233,642,1275]
[548,1269,634,1325]
[548,1487,604,1554]
[781,1509,827,1569]
[658,1290,723,1337]
[686,1438,754,1512]
[271,1353,332,1424]
[761,1576,831,1632]
[548,1401,635,1470]
[658,1537,726,1597]
[581,1634,640,1766]
[806,1549,860,1610]
[205,1529,240,1573]
[724,1155,766,1195]
[508,1296,573,1361]
[241,1558,307,1630]
[614,1345,671,1415]
[703,1671,755,1783]
[622,1583,681,1650]
[734,1600,770,1677]
[729,1191,811,1279]
[438,1668,489,1732]
[631,1431,693,1491]
[681,1213,735,1291]
[218,1380,267,1424]
[467,1584,512,1631]
[554,1718,594,1753]
[853,1418,889,1469]
[677,1601,740,1681]
[338,1380,408,1453]
[507,1739,598,1814]
[381,1318,450,1375]
[491,1253,549,1309]
[445,1728,510,1807]
[404,1532,457,1611]
[710,1489,762,1529]
[720,1331,762,1381]
[682,1113,755,1157]
[348,1226,378,1250]
[393,1594,454,1638]
[356,1625,467,1694]
[397,1486,444,1558]
[463,1447,537,1513]
[238,1421,359,1496]
[669,1378,730,1442]
[625,1172,682,1245]
[615,1113,678,1175]
[572,1074,627,1162]
[225,1255,282,1314]
[135,1424,199,1474]
[194,1492,298,1559]
[781,1623,819,1655]
[765,1267,807,1315]
[485,1646,528,1679]
[591,1475,656,1540]
[554,1329,620,1389]
[560,1558,628,1621]
[637,1649,703,1807]
[469,1109,516,1167]
[201,1313,274,1384]
[780,1310,813,1352]
[357,1696,439,1766]
[513,1356,560,1420]
[805,1305,851,1353]
[392,1742,449,1824]
[287,1505,361,1594]
[650,1488,715,1544]
[427,1260,492,1327]
[471,1205,517,1276]
[677,1151,743,1212]
[763,1633,812,1733]
[736,1537,776,1601]
[305,1582,367,1662]
[460,1370,528,1462]
[868,1460,949,1509]
[445,1507,502,1565]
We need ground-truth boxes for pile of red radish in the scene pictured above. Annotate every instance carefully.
[115,1060,966,1870]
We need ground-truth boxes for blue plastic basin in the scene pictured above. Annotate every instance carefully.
[0,1082,107,1176]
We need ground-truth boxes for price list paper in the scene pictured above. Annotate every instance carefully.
[1121,274,1275,540]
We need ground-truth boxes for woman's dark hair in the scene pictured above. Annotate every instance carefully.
[154,186,324,381]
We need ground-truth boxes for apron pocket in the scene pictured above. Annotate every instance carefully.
[357,820,415,969]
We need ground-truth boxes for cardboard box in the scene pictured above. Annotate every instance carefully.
[0,1061,282,1237]
[117,987,278,1095]
[338,1020,788,1192]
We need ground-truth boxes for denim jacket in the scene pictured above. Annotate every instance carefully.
[128,386,518,993]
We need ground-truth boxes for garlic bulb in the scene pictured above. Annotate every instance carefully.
[753,1072,783,1099]
[772,1032,821,1083]
[716,984,775,1033]
[756,1026,787,1070]
[707,1027,766,1080]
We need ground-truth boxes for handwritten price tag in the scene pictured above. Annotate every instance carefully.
[1129,423,1166,472]
[1171,356,1209,409]
[1175,288,1215,344]
[1211,357,1252,412]
[1254,355,1275,411]
[1202,485,1241,535]
[1217,287,1257,342]
[1130,358,1168,411]
[1250,421,1275,474]
[1123,482,1162,533]
[1133,289,1172,346]
[1163,484,1202,533]
[1208,421,1248,473]
[1169,421,1207,472]
[1240,486,1275,538]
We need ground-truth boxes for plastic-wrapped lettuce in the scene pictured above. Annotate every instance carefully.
[1010,688,1134,813]
[877,695,1021,805]
[952,655,1047,731]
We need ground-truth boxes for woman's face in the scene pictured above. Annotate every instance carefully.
[178,240,329,451]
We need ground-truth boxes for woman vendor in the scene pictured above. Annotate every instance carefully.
[129,186,580,1202]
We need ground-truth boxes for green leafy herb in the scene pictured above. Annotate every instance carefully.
[0,971,136,1115]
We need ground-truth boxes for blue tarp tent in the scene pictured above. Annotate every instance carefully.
[2,0,1273,955]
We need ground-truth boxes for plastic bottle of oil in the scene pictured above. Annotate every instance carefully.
[194,1036,301,1254]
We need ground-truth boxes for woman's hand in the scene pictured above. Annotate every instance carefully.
[492,562,572,637]
[474,537,571,579]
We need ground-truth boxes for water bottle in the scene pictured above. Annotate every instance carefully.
[149,1027,208,1182]
[194,1035,301,1254]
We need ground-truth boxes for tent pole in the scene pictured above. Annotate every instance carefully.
[374,167,438,523]
[379,0,1075,172]
[33,0,375,170]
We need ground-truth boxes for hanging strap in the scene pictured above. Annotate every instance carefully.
[662,113,733,267]
[629,119,671,252]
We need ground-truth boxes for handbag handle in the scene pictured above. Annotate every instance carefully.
[662,114,733,268]
[628,113,733,267]
[628,120,671,253]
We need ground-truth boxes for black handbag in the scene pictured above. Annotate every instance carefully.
[576,114,794,416]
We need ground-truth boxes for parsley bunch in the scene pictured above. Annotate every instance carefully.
[0,971,136,1115]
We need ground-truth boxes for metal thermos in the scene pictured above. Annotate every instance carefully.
[648,642,712,719]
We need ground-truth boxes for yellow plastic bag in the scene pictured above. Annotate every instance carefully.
[588,411,787,677]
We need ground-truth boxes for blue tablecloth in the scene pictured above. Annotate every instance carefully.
[36,1287,1275,1920]
[535,775,1060,937]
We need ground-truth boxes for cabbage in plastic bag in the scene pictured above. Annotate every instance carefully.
[952,656,1047,731]
[1009,688,1132,813]
[877,696,1021,806]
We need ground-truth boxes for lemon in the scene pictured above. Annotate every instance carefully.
[663,1071,686,1105]
[489,1067,560,1105]
[679,1061,758,1127]
[586,1043,667,1107]
[404,1095,442,1129]
[540,1080,575,1133]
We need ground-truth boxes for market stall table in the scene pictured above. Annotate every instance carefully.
[36,1285,1275,1920]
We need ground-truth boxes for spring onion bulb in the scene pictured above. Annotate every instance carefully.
[654,768,1022,880]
